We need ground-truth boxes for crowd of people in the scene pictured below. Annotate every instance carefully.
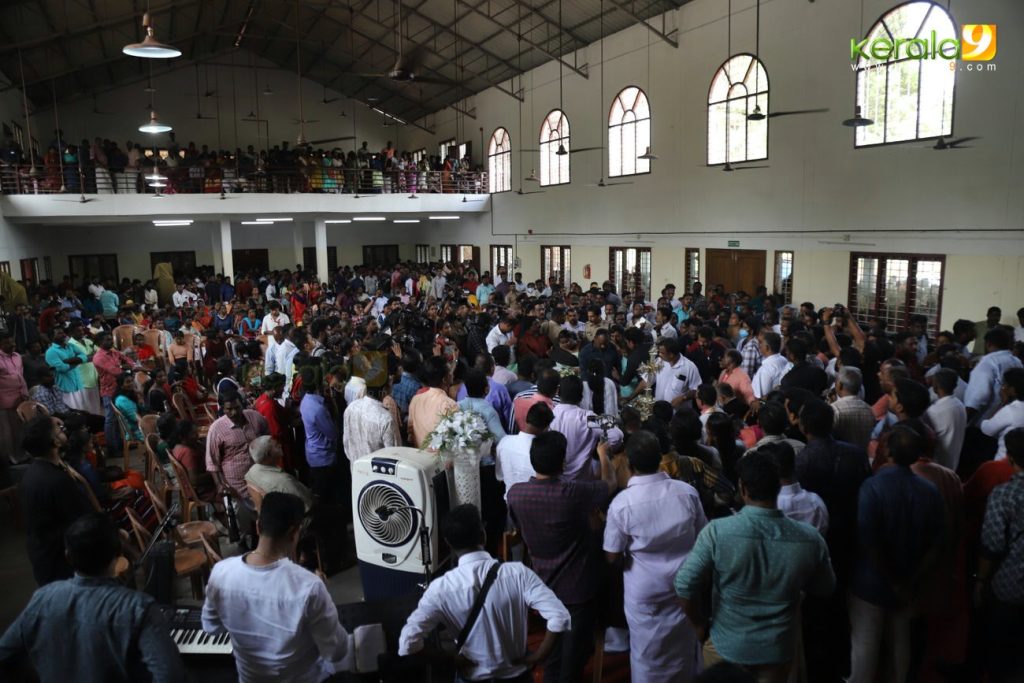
[0,128,486,195]
[1,254,1023,683]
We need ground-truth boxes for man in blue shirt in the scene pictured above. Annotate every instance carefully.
[299,366,340,504]
[0,513,183,682]
[848,425,945,683]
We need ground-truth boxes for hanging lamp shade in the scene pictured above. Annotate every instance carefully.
[139,111,172,134]
[524,169,539,182]
[122,12,181,59]
[638,146,657,160]
[555,143,568,156]
[263,84,274,96]
[747,104,766,121]
[144,172,167,181]
[147,181,167,188]
[842,105,874,128]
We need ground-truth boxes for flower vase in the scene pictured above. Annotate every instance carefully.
[443,440,490,510]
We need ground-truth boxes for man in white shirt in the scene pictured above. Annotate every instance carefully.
[490,346,517,386]
[830,367,876,452]
[87,278,105,300]
[655,306,678,340]
[647,338,701,408]
[759,441,829,534]
[265,281,278,302]
[486,317,517,364]
[560,308,586,336]
[752,332,790,400]
[202,492,351,683]
[964,328,1022,425]
[261,302,290,335]
[925,368,968,471]
[342,384,400,464]
[264,326,284,376]
[604,430,707,683]
[274,327,302,396]
[399,504,569,682]
[171,283,196,309]
[431,271,447,300]
[496,403,553,500]
[981,367,1024,460]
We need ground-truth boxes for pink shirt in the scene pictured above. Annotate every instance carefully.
[0,350,28,409]
[93,347,133,398]
[718,367,755,406]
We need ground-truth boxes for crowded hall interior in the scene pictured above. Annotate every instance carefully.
[0,0,1023,681]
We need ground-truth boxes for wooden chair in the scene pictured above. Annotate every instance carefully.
[16,400,49,423]
[171,391,213,435]
[143,433,165,487]
[140,414,158,438]
[111,405,142,472]
[144,479,220,555]
[247,483,266,513]
[124,506,208,600]
[112,324,136,351]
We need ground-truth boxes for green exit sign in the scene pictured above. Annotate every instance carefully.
[727,240,740,248]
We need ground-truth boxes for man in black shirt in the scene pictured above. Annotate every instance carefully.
[780,337,828,396]
[19,414,92,585]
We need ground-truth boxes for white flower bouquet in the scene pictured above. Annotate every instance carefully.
[426,408,494,510]
[426,408,495,453]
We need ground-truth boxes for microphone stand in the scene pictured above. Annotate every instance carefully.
[376,504,432,589]
[137,501,181,568]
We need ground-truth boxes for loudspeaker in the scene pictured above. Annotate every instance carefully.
[143,541,175,604]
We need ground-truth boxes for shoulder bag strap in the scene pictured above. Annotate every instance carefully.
[455,561,501,650]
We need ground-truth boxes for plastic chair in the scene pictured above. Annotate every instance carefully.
[111,404,142,472]
[167,452,205,523]
[140,414,158,438]
[144,479,220,556]
[16,400,49,423]
[124,506,208,600]
[112,325,136,351]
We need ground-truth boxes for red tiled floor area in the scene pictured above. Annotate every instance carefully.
[526,621,631,683]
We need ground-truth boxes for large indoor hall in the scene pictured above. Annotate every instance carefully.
[0,0,1022,681]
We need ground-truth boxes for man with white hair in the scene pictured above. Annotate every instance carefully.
[244,435,314,511]
[830,366,875,451]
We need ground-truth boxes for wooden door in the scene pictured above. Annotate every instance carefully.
[67,254,119,287]
[705,249,766,295]
[232,249,269,273]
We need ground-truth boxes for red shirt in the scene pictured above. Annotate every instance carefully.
[254,392,296,469]
[134,344,156,362]
[964,459,1014,542]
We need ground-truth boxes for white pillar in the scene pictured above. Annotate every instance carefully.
[292,222,304,270]
[210,222,224,275]
[314,218,329,285]
[220,218,234,282]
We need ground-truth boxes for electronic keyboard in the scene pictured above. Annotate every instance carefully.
[161,606,233,656]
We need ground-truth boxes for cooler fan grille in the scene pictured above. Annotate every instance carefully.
[357,481,416,547]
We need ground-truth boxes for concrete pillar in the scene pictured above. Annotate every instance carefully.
[292,222,304,270]
[220,218,234,281]
[314,218,329,285]
[210,221,224,275]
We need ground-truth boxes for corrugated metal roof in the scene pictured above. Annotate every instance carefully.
[0,0,688,128]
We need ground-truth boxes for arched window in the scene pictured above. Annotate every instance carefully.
[854,2,955,147]
[487,127,511,193]
[539,110,570,186]
[707,54,768,165]
[609,86,651,177]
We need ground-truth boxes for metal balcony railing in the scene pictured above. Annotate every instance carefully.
[0,163,490,197]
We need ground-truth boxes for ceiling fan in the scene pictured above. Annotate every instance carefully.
[192,65,216,120]
[516,188,544,196]
[518,145,601,155]
[588,0,631,189]
[587,178,633,188]
[347,1,454,86]
[722,161,769,172]
[932,136,977,150]
[307,136,356,145]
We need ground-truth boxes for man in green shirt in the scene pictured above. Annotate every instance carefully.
[674,451,836,682]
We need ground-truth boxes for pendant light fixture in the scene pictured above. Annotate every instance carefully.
[122,8,181,59]
[637,16,657,160]
[140,64,172,134]
[554,0,568,158]
[747,0,766,121]
[139,109,172,134]
[722,0,733,172]
[843,0,874,127]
